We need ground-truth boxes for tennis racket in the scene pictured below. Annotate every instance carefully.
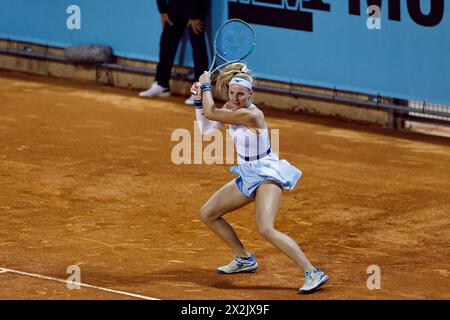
[191,19,256,95]
[209,18,256,74]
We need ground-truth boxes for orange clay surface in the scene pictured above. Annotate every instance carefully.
[0,70,449,300]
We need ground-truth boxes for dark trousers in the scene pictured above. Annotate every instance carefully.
[155,7,208,88]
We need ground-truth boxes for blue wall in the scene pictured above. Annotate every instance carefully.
[1,0,449,105]
[0,0,162,61]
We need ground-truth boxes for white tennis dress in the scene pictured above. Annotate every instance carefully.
[196,103,302,198]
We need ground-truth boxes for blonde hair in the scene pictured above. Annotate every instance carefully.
[215,63,254,94]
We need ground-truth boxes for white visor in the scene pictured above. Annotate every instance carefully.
[229,77,252,91]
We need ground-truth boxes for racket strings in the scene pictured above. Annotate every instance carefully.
[215,22,255,62]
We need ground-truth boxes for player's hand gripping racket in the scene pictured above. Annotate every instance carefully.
[191,19,256,95]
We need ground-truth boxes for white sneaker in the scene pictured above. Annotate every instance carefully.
[217,253,258,274]
[139,82,170,97]
[184,96,195,105]
[299,268,329,294]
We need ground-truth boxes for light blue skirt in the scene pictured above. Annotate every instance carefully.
[231,153,302,198]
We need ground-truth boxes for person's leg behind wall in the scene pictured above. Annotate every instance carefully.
[189,28,208,85]
[140,11,187,98]
[183,20,209,105]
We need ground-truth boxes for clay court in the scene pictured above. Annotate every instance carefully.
[0,70,449,300]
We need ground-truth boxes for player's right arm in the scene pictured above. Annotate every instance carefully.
[191,82,223,136]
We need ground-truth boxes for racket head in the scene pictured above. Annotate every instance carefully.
[210,19,256,73]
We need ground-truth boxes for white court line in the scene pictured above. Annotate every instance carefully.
[0,267,159,300]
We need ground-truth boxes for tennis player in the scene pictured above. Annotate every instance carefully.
[191,63,329,294]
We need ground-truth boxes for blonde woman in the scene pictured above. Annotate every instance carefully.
[191,63,329,294]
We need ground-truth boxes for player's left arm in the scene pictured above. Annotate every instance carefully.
[203,96,260,128]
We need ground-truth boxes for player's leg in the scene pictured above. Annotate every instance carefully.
[254,181,314,272]
[200,179,253,258]
[255,181,329,292]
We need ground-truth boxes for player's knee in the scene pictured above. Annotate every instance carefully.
[256,223,275,240]
[199,205,214,223]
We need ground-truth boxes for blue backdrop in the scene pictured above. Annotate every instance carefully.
[0,0,449,105]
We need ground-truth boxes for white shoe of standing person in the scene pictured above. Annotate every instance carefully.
[139,82,171,97]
